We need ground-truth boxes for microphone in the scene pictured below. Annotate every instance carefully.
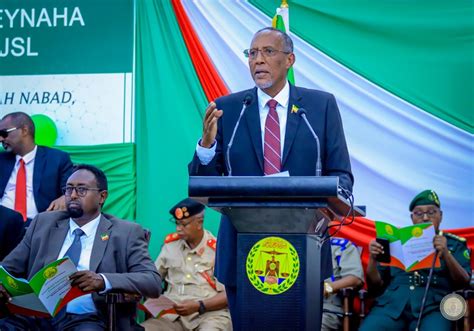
[298,108,322,176]
[226,94,253,176]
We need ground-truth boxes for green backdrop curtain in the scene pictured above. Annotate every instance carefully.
[251,0,474,133]
[135,0,220,258]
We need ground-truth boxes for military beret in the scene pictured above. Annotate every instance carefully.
[409,190,440,211]
[169,198,205,220]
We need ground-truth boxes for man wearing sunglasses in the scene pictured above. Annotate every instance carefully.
[0,112,73,224]
[142,198,230,331]
[0,164,161,330]
[189,27,353,327]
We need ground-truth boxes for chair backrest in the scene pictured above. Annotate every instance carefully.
[106,228,152,331]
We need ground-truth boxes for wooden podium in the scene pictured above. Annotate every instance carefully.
[189,176,364,330]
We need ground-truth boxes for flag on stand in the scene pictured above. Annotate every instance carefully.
[272,0,295,84]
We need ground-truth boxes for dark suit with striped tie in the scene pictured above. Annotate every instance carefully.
[189,83,353,284]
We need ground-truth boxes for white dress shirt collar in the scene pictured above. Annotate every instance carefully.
[257,80,290,109]
[68,213,101,239]
[16,145,37,165]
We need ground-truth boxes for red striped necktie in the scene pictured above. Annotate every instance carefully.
[15,158,27,221]
[263,99,281,175]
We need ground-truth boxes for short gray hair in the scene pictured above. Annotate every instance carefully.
[253,27,293,53]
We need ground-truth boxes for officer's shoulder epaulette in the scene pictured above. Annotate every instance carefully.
[207,238,217,251]
[444,232,466,242]
[330,237,350,249]
[164,233,180,244]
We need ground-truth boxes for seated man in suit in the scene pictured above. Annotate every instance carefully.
[0,112,73,224]
[0,164,161,330]
[0,205,24,261]
[142,198,231,331]
[322,237,364,331]
[360,190,471,331]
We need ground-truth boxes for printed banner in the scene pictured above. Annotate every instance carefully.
[0,0,134,145]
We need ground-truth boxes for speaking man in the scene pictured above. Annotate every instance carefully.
[189,27,353,326]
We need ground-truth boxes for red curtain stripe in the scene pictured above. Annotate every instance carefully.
[171,0,229,102]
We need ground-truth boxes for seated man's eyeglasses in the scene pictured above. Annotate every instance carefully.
[411,209,439,218]
[243,47,291,59]
[0,127,18,138]
[63,186,102,197]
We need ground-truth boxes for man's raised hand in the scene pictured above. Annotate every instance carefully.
[201,102,223,148]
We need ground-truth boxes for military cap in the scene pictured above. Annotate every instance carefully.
[409,190,440,211]
[169,198,205,220]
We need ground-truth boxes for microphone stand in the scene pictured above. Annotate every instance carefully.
[226,95,252,176]
[299,110,322,176]
[415,247,440,331]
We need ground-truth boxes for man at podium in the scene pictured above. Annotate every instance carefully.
[189,27,353,327]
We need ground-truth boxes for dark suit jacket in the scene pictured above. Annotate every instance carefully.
[189,85,353,286]
[0,146,73,213]
[0,206,24,261]
[0,211,161,330]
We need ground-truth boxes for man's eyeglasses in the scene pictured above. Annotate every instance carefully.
[63,186,102,197]
[412,209,439,218]
[243,47,291,59]
[0,127,18,138]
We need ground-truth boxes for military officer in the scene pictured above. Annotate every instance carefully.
[142,198,231,331]
[322,237,364,331]
[360,190,471,331]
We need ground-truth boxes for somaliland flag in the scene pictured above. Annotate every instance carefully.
[272,1,295,84]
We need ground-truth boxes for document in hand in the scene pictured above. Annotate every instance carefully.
[375,221,440,272]
[142,295,177,319]
[0,257,89,317]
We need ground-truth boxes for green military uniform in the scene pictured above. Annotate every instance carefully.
[142,230,231,331]
[322,238,364,331]
[360,232,471,331]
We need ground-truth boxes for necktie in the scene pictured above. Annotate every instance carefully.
[263,99,281,175]
[64,228,85,266]
[14,159,27,221]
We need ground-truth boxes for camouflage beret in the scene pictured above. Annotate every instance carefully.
[169,198,205,220]
[409,190,440,211]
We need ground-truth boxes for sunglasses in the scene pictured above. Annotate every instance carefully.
[0,127,18,138]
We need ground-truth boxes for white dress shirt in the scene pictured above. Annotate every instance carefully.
[58,215,111,314]
[0,146,39,218]
[196,81,290,165]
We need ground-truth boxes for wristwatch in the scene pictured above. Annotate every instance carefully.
[324,282,334,298]
[198,300,206,315]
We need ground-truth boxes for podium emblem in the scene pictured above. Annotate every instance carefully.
[246,236,300,295]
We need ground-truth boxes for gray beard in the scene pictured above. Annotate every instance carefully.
[255,80,273,90]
